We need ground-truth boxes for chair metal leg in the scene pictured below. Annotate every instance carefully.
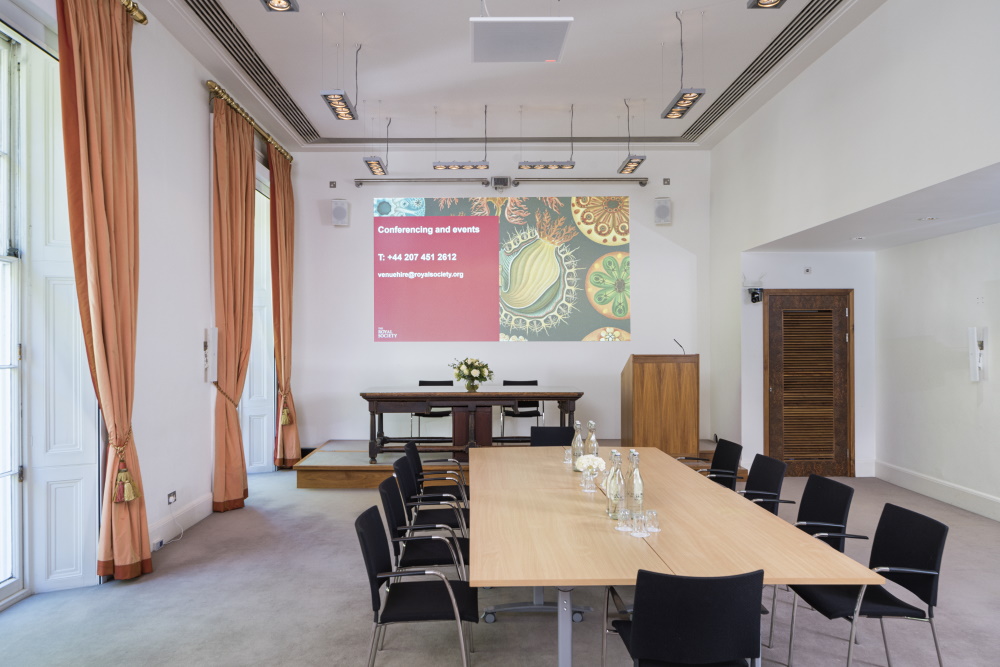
[845,586,867,667]
[929,617,944,667]
[377,623,387,651]
[454,616,469,667]
[500,411,505,437]
[367,622,380,667]
[765,584,778,648]
[601,586,610,667]
[880,617,892,667]
[466,620,475,654]
[788,593,799,667]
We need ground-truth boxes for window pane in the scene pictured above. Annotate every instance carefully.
[0,260,10,366]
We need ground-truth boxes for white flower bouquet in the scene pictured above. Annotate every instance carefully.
[574,454,606,474]
[449,357,494,391]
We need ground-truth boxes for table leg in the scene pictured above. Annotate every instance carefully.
[557,587,573,667]
[368,411,378,463]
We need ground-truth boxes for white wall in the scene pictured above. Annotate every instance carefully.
[740,252,876,475]
[710,0,1000,444]
[876,224,1000,519]
[290,148,714,446]
[131,11,216,546]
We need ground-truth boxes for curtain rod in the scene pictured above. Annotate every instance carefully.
[120,0,148,25]
[206,81,293,163]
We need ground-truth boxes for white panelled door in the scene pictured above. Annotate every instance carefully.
[22,42,99,592]
[240,187,275,474]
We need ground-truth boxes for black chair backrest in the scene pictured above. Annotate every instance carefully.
[403,441,424,479]
[392,457,420,521]
[743,454,787,515]
[796,474,855,551]
[710,438,743,490]
[530,426,574,447]
[377,477,407,559]
[355,506,391,615]
[503,379,539,409]
[419,380,453,386]
[630,568,763,664]
[869,503,948,608]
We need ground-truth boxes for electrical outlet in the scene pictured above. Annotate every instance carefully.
[154,539,164,551]
[329,181,337,188]
[167,491,177,505]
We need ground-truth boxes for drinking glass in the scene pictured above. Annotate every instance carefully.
[582,469,598,493]
[615,508,632,532]
[645,510,660,532]
[630,512,650,538]
[563,447,573,464]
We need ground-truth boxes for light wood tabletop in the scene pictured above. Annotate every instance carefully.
[468,446,883,666]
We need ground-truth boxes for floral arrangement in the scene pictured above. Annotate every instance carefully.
[449,357,494,389]
[574,454,606,474]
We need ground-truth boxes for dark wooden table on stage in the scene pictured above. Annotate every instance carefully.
[360,385,584,463]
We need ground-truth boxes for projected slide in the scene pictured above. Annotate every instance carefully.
[374,196,630,342]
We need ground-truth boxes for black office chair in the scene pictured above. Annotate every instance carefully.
[788,503,949,667]
[410,380,453,437]
[678,437,744,490]
[763,474,868,648]
[602,568,764,667]
[499,380,544,440]
[355,506,478,667]
[738,454,795,515]
[403,441,469,504]
[529,426,574,447]
[377,476,468,574]
[392,456,469,537]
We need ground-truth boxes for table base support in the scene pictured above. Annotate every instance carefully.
[481,586,591,623]
[558,587,574,667]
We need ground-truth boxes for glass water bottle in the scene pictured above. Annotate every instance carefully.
[585,420,599,458]
[571,420,584,463]
[606,450,624,519]
[630,450,644,516]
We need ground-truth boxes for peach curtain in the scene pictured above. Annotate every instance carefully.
[211,98,255,512]
[268,146,301,467]
[56,0,151,579]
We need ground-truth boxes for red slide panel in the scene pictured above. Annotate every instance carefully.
[374,216,500,341]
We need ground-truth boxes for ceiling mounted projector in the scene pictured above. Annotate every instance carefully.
[471,17,573,63]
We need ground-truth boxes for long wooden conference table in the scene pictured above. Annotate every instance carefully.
[360,385,584,462]
[469,446,883,666]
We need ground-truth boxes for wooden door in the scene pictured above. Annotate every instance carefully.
[764,290,853,476]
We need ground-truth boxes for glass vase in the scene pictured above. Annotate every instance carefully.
[464,380,479,392]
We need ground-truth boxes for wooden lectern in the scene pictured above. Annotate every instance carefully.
[620,354,699,457]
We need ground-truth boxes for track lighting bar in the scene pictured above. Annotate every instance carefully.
[517,160,576,170]
[320,90,357,120]
[662,88,705,119]
[617,155,645,175]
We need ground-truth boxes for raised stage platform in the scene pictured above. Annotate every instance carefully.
[294,440,478,489]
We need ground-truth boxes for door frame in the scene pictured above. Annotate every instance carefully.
[762,289,855,476]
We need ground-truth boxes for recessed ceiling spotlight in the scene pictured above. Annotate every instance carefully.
[852,236,866,241]
[747,0,787,7]
[261,0,299,12]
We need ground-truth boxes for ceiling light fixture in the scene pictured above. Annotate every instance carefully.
[747,0,788,8]
[434,105,490,170]
[519,104,576,170]
[363,118,390,176]
[321,20,360,120]
[261,0,298,12]
[662,12,705,120]
[618,99,645,174]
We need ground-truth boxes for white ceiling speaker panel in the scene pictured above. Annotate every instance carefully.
[470,17,573,63]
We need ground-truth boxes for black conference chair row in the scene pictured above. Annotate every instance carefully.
[409,379,546,441]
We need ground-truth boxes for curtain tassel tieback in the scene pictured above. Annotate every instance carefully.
[213,381,240,407]
[112,426,141,503]
[279,390,292,425]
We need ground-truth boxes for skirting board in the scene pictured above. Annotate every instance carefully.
[876,461,1000,522]
[149,492,214,550]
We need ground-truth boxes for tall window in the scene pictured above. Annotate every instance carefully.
[0,32,22,604]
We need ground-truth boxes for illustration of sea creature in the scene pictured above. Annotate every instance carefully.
[586,251,630,319]
[571,196,629,245]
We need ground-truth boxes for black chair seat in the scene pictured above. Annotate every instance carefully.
[793,583,927,620]
[502,408,542,418]
[611,620,749,667]
[414,506,470,529]
[399,537,471,570]
[380,579,479,624]
[414,410,451,418]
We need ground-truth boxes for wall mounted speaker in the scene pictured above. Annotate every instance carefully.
[654,197,673,225]
[331,199,349,226]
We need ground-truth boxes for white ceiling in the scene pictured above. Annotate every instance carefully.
[154,0,882,150]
